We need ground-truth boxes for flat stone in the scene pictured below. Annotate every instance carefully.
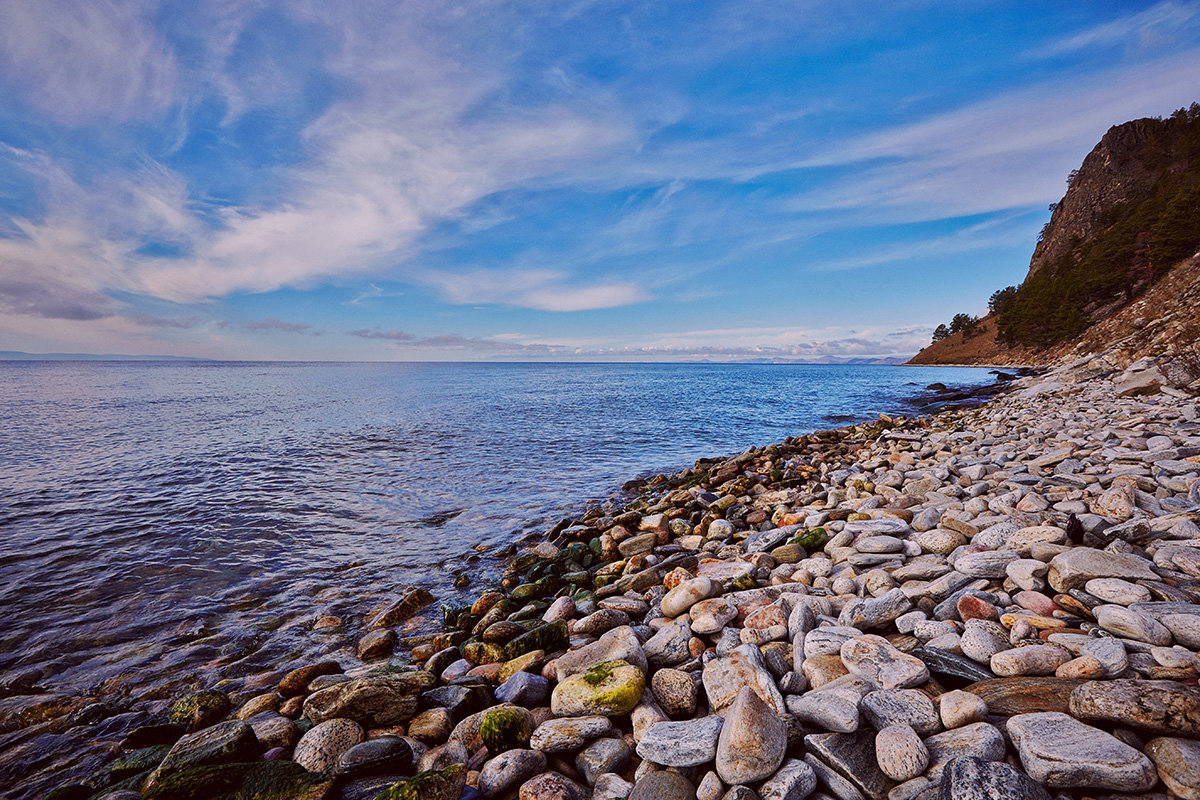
[1162,613,1200,648]
[924,722,1005,772]
[1084,578,1152,605]
[1145,737,1200,800]
[759,758,818,800]
[1079,636,1128,677]
[628,771,695,800]
[495,672,551,707]
[703,643,786,715]
[990,645,1070,677]
[1069,679,1200,735]
[576,737,631,786]
[642,620,693,669]
[955,550,1019,578]
[840,635,928,689]
[875,724,928,782]
[910,646,993,682]
[961,677,1078,715]
[690,598,738,636]
[143,721,261,792]
[1048,549,1158,592]
[594,773,634,800]
[1006,712,1156,791]
[804,729,894,800]
[940,756,1051,800]
[860,689,940,736]
[529,716,611,752]
[715,686,787,784]
[555,626,648,680]
[636,715,723,767]
[551,660,645,717]
[1093,604,1172,645]
[479,749,547,797]
[302,671,433,727]
[959,620,1011,665]
[519,770,590,800]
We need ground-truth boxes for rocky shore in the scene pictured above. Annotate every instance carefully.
[48,358,1200,800]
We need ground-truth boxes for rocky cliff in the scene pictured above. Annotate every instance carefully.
[910,105,1200,367]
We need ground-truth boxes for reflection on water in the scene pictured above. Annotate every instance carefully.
[0,360,992,796]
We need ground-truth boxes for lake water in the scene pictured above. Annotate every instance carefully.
[0,361,992,795]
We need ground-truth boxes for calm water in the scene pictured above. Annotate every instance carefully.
[0,361,992,794]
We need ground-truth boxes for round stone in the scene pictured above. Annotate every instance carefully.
[876,723,929,781]
[293,718,366,773]
[651,669,698,716]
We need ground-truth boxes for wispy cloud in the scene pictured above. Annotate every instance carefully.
[240,317,319,334]
[348,328,417,341]
[1027,1,1200,60]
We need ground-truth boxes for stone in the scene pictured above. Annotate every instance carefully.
[1084,578,1151,605]
[939,690,987,729]
[495,672,551,707]
[408,708,453,744]
[840,635,929,689]
[419,741,469,772]
[860,689,940,736]
[555,626,648,680]
[1145,737,1200,800]
[167,690,231,730]
[576,737,631,786]
[480,706,534,753]
[594,773,634,800]
[939,756,1051,800]
[143,721,261,792]
[959,620,1010,664]
[759,758,818,800]
[369,588,434,627]
[786,683,863,733]
[924,722,1005,772]
[479,749,547,797]
[703,643,787,714]
[302,671,433,727]
[1079,636,1128,677]
[1056,655,1106,679]
[1006,712,1156,791]
[1093,604,1172,645]
[335,736,413,779]
[1069,679,1200,735]
[1047,549,1157,591]
[141,761,334,800]
[636,715,724,767]
[357,629,397,660]
[1162,613,1200,648]
[715,686,787,784]
[847,588,913,630]
[690,598,738,635]
[661,577,722,617]
[529,716,611,752]
[1007,559,1049,592]
[552,660,644,717]
[875,724,928,782]
[961,677,1078,716]
[954,551,1019,579]
[990,645,1070,677]
[642,620,694,669]
[911,646,994,682]
[651,668,698,716]
[628,771,695,800]
[803,729,893,800]
[519,770,590,800]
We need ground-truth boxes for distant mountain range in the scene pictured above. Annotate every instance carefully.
[0,351,207,361]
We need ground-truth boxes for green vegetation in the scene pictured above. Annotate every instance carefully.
[996,105,1200,348]
[931,312,980,343]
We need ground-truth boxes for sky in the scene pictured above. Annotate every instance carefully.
[1,1,1198,362]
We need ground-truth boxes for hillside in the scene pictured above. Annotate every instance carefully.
[910,104,1200,366]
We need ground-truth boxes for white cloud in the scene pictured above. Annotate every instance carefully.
[419,268,648,312]
[0,0,178,124]
[1027,1,1200,60]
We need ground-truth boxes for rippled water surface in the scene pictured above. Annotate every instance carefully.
[0,360,992,795]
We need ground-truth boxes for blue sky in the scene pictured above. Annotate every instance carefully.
[1,0,1198,361]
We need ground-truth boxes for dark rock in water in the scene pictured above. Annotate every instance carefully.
[85,744,171,789]
[357,629,397,660]
[941,756,1051,800]
[420,683,491,720]
[143,720,261,792]
[926,382,948,391]
[628,770,695,800]
[279,661,342,697]
[303,671,434,727]
[911,647,994,682]
[335,736,414,779]
[366,764,466,800]
[167,689,231,731]
[369,587,435,628]
[45,785,93,800]
[338,774,410,800]
[804,729,894,800]
[120,723,186,750]
[505,620,569,660]
[963,677,1081,716]
[143,760,333,800]
[494,671,550,707]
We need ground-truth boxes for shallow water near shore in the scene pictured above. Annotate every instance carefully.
[0,360,991,794]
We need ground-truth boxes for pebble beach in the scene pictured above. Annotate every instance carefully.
[42,355,1200,800]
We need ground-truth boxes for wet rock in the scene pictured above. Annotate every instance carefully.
[1006,711,1156,791]
[551,660,645,717]
[167,690,231,731]
[303,671,433,727]
[249,714,298,750]
[335,735,413,779]
[555,626,648,680]
[141,761,333,800]
[637,715,723,766]
[368,587,434,627]
[479,749,547,797]
[1144,737,1200,800]
[408,708,453,744]
[419,740,469,772]
[715,686,787,784]
[293,718,365,773]
[357,629,397,661]
[480,706,534,753]
[375,764,466,800]
[594,773,634,800]
[143,720,261,792]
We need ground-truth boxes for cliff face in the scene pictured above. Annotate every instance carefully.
[1028,119,1169,275]
[909,106,1200,366]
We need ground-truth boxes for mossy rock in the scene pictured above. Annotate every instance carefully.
[168,690,231,730]
[371,764,466,800]
[479,706,532,753]
[471,604,508,636]
[462,641,507,665]
[508,601,548,621]
[550,659,645,717]
[508,583,542,603]
[791,527,827,549]
[511,554,540,573]
[481,621,526,644]
[504,620,568,661]
[142,760,332,800]
[497,650,545,682]
[84,744,171,788]
[455,611,481,633]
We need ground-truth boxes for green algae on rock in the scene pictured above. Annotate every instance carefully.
[551,659,645,716]
[479,706,533,753]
